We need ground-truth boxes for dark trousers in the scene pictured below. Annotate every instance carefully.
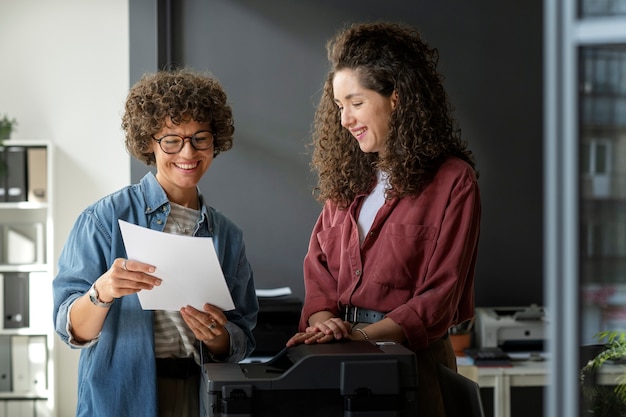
[157,358,200,417]
[157,374,200,417]
[416,336,457,417]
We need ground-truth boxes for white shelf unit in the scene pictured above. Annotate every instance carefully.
[0,140,53,417]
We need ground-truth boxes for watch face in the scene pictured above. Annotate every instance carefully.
[89,284,112,307]
[89,286,97,301]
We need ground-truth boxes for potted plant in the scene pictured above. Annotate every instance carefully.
[580,330,626,416]
[0,114,17,179]
[0,114,17,141]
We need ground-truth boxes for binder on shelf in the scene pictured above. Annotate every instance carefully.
[10,335,46,395]
[0,281,48,395]
[6,227,36,264]
[6,400,35,417]
[5,223,44,265]
[27,272,52,331]
[5,146,27,202]
[27,335,47,395]
[0,335,11,392]
[11,335,29,393]
[26,147,47,203]
[3,272,30,329]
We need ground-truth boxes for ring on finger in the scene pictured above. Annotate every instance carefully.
[122,259,128,271]
[209,320,217,330]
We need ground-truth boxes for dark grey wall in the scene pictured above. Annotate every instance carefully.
[130,0,544,308]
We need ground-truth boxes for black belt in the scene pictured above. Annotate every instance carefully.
[343,305,387,324]
[343,305,450,340]
[156,357,199,379]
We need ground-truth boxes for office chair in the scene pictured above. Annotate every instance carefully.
[437,363,486,417]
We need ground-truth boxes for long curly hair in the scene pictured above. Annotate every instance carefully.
[122,68,235,165]
[311,22,476,207]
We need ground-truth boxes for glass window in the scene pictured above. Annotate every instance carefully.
[579,43,626,417]
[580,0,626,17]
[548,2,626,416]
[579,45,626,342]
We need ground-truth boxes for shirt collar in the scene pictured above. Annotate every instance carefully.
[140,172,170,214]
[139,172,211,228]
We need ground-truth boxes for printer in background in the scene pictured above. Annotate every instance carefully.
[474,304,547,352]
[250,289,302,359]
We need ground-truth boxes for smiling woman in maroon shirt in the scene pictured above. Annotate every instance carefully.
[286,21,481,416]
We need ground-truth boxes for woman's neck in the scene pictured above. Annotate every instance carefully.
[166,189,199,209]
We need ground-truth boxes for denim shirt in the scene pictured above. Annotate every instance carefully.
[52,172,258,417]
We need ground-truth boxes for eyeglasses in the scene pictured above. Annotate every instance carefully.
[152,130,214,154]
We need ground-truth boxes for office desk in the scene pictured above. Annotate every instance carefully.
[458,360,625,417]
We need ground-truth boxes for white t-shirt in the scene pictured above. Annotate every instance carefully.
[358,170,389,244]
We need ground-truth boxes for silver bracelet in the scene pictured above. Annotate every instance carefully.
[355,328,369,340]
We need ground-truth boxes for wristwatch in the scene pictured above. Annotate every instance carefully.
[88,282,114,308]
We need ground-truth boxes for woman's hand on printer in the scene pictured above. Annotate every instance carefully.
[287,314,407,347]
[286,312,352,346]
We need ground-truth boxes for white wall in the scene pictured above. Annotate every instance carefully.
[0,1,130,415]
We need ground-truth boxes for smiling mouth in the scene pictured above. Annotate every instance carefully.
[175,162,199,170]
[352,127,367,138]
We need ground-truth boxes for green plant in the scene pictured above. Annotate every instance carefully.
[580,331,626,416]
[0,114,17,141]
[0,114,16,178]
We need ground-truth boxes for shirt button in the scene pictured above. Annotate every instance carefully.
[156,219,163,225]
[355,269,362,276]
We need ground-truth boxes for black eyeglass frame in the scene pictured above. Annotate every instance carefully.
[151,130,215,154]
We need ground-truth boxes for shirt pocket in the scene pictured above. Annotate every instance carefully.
[316,224,343,278]
[371,223,437,290]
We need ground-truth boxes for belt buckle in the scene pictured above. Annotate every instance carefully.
[343,305,359,323]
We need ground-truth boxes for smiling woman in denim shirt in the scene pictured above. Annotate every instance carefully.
[52,69,258,417]
[286,22,481,416]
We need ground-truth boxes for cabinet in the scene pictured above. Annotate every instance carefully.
[0,140,53,417]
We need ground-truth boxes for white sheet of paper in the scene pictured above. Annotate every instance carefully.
[118,219,235,311]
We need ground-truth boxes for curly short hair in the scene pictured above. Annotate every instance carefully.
[312,22,476,207]
[122,69,234,165]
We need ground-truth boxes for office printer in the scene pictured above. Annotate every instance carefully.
[201,341,418,417]
[475,304,547,351]
[251,296,302,358]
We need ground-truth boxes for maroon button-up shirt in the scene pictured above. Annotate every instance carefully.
[300,157,481,351]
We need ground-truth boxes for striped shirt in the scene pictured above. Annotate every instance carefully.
[153,202,201,363]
